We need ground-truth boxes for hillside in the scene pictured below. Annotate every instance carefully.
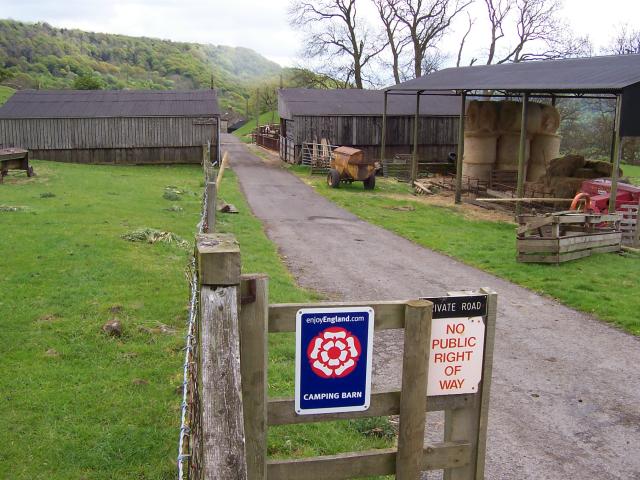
[0,85,13,104]
[0,19,282,112]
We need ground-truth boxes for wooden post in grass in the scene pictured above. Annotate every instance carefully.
[239,274,269,480]
[205,182,216,233]
[396,299,433,479]
[197,233,247,480]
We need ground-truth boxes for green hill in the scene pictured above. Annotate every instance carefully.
[0,85,14,104]
[0,19,282,112]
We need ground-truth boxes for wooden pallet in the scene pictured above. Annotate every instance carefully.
[516,212,622,263]
[620,203,639,247]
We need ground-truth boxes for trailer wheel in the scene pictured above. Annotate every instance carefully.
[327,169,341,188]
[363,174,376,190]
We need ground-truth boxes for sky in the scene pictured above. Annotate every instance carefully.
[3,0,640,68]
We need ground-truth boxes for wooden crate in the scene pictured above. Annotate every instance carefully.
[516,212,622,263]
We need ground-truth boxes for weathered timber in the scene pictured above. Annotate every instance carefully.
[268,301,408,332]
[397,299,433,479]
[216,151,229,191]
[197,233,241,286]
[200,285,247,480]
[266,442,471,480]
[0,116,218,165]
[239,275,269,480]
[475,288,498,479]
[267,391,477,426]
[205,182,217,233]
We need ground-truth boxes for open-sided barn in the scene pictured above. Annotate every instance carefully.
[0,89,219,164]
[278,88,459,163]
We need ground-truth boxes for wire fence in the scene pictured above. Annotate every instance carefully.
[177,147,213,480]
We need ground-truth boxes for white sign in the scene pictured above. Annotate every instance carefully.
[427,316,485,396]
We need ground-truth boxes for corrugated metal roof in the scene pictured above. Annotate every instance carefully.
[0,89,220,118]
[387,54,640,93]
[278,88,459,119]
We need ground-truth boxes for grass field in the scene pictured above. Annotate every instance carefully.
[0,161,393,479]
[232,110,279,143]
[0,85,15,105]
[623,163,640,185]
[291,167,640,335]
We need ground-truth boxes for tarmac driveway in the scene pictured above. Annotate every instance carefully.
[223,134,640,479]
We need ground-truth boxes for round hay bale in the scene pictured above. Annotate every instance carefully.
[462,162,492,182]
[497,101,521,132]
[547,177,585,199]
[546,154,585,178]
[496,133,530,170]
[583,160,620,177]
[574,168,605,179]
[526,102,543,134]
[497,101,543,134]
[540,104,561,134]
[528,133,561,181]
[466,101,498,133]
[463,132,497,165]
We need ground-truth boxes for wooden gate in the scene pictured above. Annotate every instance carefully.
[196,232,496,479]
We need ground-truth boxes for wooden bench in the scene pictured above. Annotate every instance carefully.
[0,148,34,183]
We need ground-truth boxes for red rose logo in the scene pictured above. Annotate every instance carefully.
[307,327,361,378]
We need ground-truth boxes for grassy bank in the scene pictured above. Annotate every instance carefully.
[0,161,393,478]
[291,168,640,335]
[232,110,280,143]
[623,163,640,185]
[0,85,15,105]
[0,161,203,479]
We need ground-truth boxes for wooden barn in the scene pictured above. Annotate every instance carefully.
[0,89,219,164]
[278,88,459,163]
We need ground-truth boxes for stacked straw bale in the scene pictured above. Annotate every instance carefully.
[462,101,498,181]
[461,100,562,183]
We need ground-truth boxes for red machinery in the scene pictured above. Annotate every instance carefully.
[576,179,640,213]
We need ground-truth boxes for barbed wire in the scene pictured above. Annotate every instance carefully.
[177,155,211,480]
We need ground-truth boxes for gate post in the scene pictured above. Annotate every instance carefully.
[396,299,433,479]
[239,274,269,480]
[197,233,248,480]
[444,289,497,480]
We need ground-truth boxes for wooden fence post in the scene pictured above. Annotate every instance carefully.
[205,182,216,233]
[475,288,497,478]
[239,274,269,480]
[197,233,248,480]
[396,299,433,479]
[443,289,497,480]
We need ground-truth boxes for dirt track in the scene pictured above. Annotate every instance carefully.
[223,135,640,479]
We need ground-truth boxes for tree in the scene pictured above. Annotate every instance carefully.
[456,13,476,67]
[484,0,511,64]
[606,25,640,55]
[289,0,386,88]
[457,0,591,66]
[73,74,105,90]
[374,0,410,84]
[285,67,348,89]
[389,0,472,78]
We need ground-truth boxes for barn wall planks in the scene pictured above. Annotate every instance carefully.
[30,146,206,164]
[0,116,218,151]
[292,115,458,147]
